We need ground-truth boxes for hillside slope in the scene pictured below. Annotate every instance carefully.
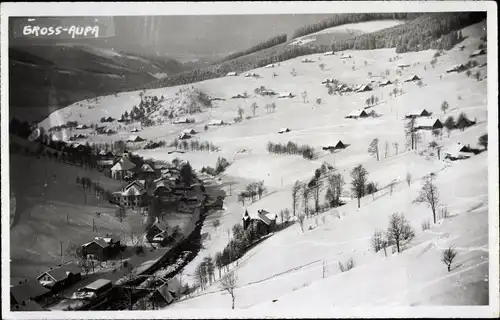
[35,20,490,309]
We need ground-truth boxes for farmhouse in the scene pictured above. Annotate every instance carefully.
[183,128,196,135]
[127,135,144,142]
[264,64,275,68]
[324,51,334,56]
[278,92,293,98]
[10,279,51,308]
[77,279,113,300]
[278,128,291,134]
[178,133,191,140]
[153,180,175,202]
[75,124,88,130]
[356,84,372,92]
[470,49,486,57]
[81,235,121,260]
[414,118,444,131]
[137,163,156,181]
[446,64,467,73]
[339,54,352,59]
[36,262,82,291]
[231,93,247,99]
[405,75,421,82]
[146,219,169,244]
[323,140,347,151]
[112,180,147,207]
[455,117,476,131]
[110,155,136,180]
[208,119,225,126]
[379,79,393,87]
[226,72,238,77]
[346,109,368,119]
[405,109,431,118]
[444,143,474,161]
[301,58,314,63]
[173,118,192,124]
[242,209,277,236]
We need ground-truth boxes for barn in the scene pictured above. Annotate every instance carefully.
[405,109,431,118]
[178,133,191,140]
[208,119,224,126]
[278,128,291,134]
[226,72,238,76]
[414,118,444,131]
[346,109,368,119]
[405,75,421,82]
[127,135,145,142]
[36,262,82,291]
[444,143,475,161]
[242,209,277,236]
[356,84,372,92]
[322,140,346,151]
[81,235,121,260]
[278,92,293,98]
[379,79,393,87]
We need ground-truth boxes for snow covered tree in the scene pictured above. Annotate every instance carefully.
[478,133,488,150]
[387,213,415,253]
[292,180,302,216]
[442,247,458,272]
[414,174,440,224]
[350,164,368,209]
[441,101,449,114]
[444,116,455,137]
[368,138,380,161]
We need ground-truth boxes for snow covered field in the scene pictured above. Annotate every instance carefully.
[35,21,494,310]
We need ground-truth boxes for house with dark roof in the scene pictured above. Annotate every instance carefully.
[152,277,182,305]
[10,279,51,308]
[81,235,121,260]
[36,262,82,291]
[379,79,393,87]
[242,209,277,236]
[405,109,431,119]
[346,109,369,119]
[322,140,347,151]
[444,143,475,161]
[112,180,147,207]
[405,75,421,82]
[414,118,444,131]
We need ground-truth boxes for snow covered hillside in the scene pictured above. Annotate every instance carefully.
[37,20,492,309]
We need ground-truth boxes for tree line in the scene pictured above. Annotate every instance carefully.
[219,34,288,62]
[267,141,316,160]
[140,12,483,91]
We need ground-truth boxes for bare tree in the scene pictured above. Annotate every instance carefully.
[326,173,345,207]
[297,214,305,232]
[393,142,399,155]
[351,164,368,209]
[414,174,440,224]
[251,102,258,117]
[220,272,238,309]
[256,181,267,200]
[387,213,415,253]
[368,138,380,161]
[442,247,458,272]
[441,101,449,114]
[291,180,302,217]
[302,183,311,217]
[406,172,412,187]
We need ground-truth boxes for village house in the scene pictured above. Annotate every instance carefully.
[278,128,291,134]
[127,135,144,142]
[470,48,486,57]
[264,63,275,68]
[183,128,196,135]
[36,262,82,291]
[405,109,431,119]
[346,109,369,119]
[178,133,191,140]
[146,219,169,244]
[75,124,88,130]
[98,150,115,159]
[444,143,475,161]
[446,64,467,73]
[379,79,393,87]
[356,84,372,93]
[131,128,141,133]
[242,209,278,236]
[112,180,148,207]
[278,92,294,99]
[208,119,225,126]
[136,163,157,182]
[173,118,192,124]
[414,118,444,131]
[152,277,182,305]
[226,72,238,77]
[74,279,113,300]
[322,140,347,151]
[11,279,51,309]
[153,180,176,202]
[111,155,137,180]
[339,54,352,59]
[324,51,334,56]
[405,74,421,82]
[81,235,121,261]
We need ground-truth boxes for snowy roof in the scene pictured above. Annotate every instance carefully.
[406,109,429,116]
[405,74,420,81]
[415,118,441,128]
[348,109,367,117]
[257,209,277,226]
[183,128,196,134]
[226,72,237,76]
[324,51,334,55]
[84,279,112,291]
[11,280,50,304]
[445,143,473,157]
[156,284,174,303]
[278,128,290,133]
[356,84,372,91]
[208,119,224,125]
[111,157,136,171]
[278,92,293,98]
[380,79,392,85]
[127,135,143,142]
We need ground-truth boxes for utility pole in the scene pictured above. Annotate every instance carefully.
[322,260,325,278]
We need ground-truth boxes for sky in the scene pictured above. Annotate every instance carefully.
[10,15,334,61]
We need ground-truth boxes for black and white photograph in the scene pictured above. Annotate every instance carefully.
[1,1,498,318]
